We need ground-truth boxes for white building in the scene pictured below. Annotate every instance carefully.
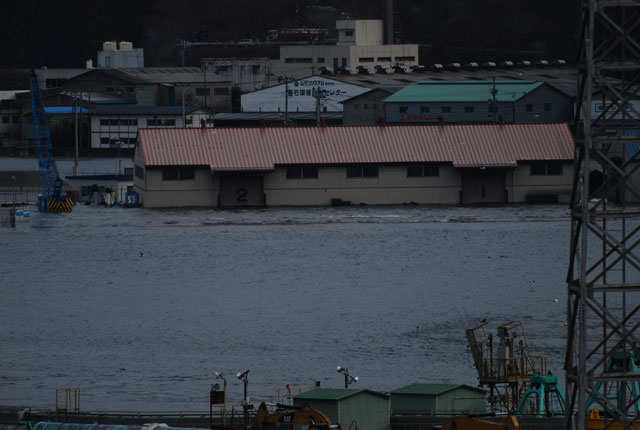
[98,41,144,69]
[90,105,214,149]
[241,75,370,112]
[272,19,419,79]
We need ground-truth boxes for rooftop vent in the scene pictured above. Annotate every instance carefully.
[499,60,514,67]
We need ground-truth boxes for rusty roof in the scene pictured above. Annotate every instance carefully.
[138,123,574,171]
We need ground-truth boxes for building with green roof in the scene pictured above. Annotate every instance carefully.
[293,388,390,430]
[390,383,486,416]
[384,80,573,125]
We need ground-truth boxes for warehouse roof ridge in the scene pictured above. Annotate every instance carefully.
[293,387,389,400]
[391,383,487,395]
[137,123,574,172]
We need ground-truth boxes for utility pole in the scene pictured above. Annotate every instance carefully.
[73,99,78,176]
[315,88,324,126]
[491,77,497,123]
[285,78,289,125]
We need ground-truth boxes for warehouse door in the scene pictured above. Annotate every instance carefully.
[219,174,265,208]
[461,169,506,204]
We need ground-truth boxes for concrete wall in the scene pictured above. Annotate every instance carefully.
[509,162,573,203]
[263,165,461,206]
[134,161,573,208]
[134,159,215,208]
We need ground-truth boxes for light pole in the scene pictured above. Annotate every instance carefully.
[214,372,227,429]
[237,370,249,430]
[336,366,358,389]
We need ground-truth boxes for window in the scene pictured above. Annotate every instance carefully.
[12,116,18,123]
[2,116,8,124]
[465,106,474,113]
[421,106,430,113]
[100,137,110,145]
[135,165,144,179]
[363,104,369,110]
[442,106,451,113]
[345,30,354,36]
[489,104,498,113]
[286,165,318,179]
[109,119,118,126]
[165,119,176,126]
[125,87,134,92]
[359,57,374,62]
[531,162,563,176]
[148,118,158,126]
[526,104,533,112]
[377,57,392,62]
[214,87,229,96]
[317,57,325,63]
[347,165,378,178]
[342,58,347,67]
[100,119,110,126]
[395,56,416,62]
[106,86,115,92]
[407,163,439,177]
[185,118,193,125]
[544,103,552,112]
[399,106,408,113]
[373,104,378,110]
[284,58,313,63]
[162,166,195,181]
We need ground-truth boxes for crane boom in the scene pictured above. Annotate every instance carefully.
[29,67,72,212]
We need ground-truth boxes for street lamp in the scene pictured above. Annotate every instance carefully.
[237,370,250,430]
[337,366,358,389]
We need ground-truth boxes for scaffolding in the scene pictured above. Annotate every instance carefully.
[466,321,548,413]
[568,0,640,429]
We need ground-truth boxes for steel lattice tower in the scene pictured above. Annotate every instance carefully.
[567,0,640,429]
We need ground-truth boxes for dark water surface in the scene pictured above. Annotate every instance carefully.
[1,205,570,412]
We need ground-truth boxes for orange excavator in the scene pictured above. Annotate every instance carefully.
[256,402,341,430]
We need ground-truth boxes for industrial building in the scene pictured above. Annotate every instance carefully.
[90,105,214,149]
[61,67,232,112]
[292,388,390,430]
[383,81,573,124]
[241,75,370,113]
[390,383,486,416]
[133,123,574,208]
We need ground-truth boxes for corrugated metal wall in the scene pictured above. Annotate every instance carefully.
[339,392,389,430]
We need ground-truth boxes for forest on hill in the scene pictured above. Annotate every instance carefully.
[1,0,576,68]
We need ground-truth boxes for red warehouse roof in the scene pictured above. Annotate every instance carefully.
[137,123,574,171]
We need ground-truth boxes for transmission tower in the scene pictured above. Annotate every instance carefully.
[567,0,640,429]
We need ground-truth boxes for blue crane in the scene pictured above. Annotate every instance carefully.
[29,68,72,212]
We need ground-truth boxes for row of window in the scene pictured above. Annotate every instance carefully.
[100,119,138,126]
[352,103,380,110]
[162,166,195,181]
[286,164,441,179]
[398,104,553,114]
[99,118,177,127]
[1,115,19,124]
[156,163,562,182]
[359,56,415,62]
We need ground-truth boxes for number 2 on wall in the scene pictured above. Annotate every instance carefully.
[236,188,248,202]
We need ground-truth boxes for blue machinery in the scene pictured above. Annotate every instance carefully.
[29,67,72,212]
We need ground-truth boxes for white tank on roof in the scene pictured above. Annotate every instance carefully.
[119,41,133,51]
[103,41,116,51]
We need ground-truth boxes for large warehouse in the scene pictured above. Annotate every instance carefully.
[133,123,574,208]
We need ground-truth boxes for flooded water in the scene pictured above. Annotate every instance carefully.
[1,204,571,412]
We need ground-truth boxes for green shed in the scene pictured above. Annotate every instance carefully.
[390,384,486,416]
[293,388,390,430]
